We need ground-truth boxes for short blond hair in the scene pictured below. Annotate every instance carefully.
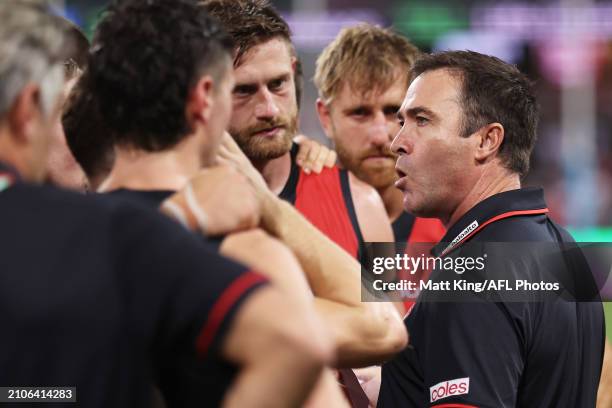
[314,24,420,103]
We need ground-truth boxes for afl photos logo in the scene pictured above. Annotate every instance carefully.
[430,377,470,403]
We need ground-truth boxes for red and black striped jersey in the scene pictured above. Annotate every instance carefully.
[280,144,364,259]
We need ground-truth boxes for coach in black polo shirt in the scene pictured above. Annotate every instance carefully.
[378,50,604,407]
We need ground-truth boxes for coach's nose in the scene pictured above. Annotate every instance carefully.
[391,125,413,156]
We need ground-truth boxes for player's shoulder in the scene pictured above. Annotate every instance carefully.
[4,182,116,220]
[8,182,94,204]
[11,183,185,240]
[299,162,339,181]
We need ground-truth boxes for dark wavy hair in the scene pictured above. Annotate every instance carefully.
[87,0,234,151]
[202,0,293,66]
[412,50,539,177]
[63,72,114,185]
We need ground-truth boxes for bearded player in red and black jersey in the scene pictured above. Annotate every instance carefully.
[203,2,404,406]
[204,0,393,261]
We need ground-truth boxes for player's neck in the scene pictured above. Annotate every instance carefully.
[378,183,406,223]
[446,167,521,228]
[252,152,291,195]
[0,133,35,182]
[99,141,201,193]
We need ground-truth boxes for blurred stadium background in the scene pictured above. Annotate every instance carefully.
[51,0,612,328]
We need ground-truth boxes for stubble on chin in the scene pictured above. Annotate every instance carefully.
[230,118,297,162]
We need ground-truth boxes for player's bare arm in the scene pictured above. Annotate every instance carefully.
[219,229,313,306]
[221,287,333,407]
[217,133,408,367]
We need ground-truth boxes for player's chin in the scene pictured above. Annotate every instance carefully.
[251,140,291,160]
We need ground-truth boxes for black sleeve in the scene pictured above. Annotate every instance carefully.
[411,300,525,407]
[111,202,268,360]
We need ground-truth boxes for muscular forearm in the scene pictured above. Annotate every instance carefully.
[260,195,363,306]
[222,288,332,408]
[220,229,313,306]
[216,133,407,365]
[222,345,324,408]
[259,195,408,366]
[597,340,612,408]
[315,298,406,368]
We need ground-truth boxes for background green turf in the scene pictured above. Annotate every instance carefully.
[568,228,612,337]
[605,303,612,339]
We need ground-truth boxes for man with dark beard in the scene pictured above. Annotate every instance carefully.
[204,2,405,406]
[204,0,393,262]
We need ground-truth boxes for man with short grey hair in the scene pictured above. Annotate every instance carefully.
[0,2,69,180]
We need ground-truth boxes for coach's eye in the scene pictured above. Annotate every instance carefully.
[415,116,429,126]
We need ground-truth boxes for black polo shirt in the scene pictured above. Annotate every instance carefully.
[378,188,604,408]
[0,163,267,407]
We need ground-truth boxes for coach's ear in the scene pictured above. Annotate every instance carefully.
[187,75,214,126]
[474,122,504,162]
[315,98,333,141]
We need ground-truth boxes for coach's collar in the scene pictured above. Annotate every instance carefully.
[432,187,549,257]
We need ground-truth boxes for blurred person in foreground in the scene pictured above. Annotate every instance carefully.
[0,2,331,406]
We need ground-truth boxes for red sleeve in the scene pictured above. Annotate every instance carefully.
[195,271,268,357]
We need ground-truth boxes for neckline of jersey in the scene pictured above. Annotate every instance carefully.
[432,187,549,257]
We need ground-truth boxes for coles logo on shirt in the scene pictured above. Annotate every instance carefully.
[430,377,470,403]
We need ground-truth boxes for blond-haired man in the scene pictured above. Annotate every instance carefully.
[314,24,445,253]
